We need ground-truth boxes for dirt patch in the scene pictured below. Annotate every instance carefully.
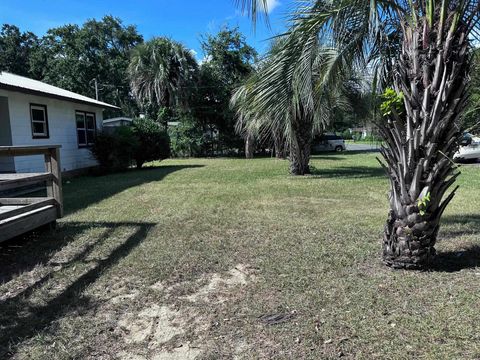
[151,344,201,360]
[115,264,256,359]
[119,304,184,345]
[183,264,253,303]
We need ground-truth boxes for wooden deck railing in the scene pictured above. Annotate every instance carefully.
[0,145,63,243]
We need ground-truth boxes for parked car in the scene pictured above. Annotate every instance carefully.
[312,134,346,153]
[454,133,480,162]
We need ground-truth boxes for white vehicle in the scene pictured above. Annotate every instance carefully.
[454,133,480,162]
[312,134,346,153]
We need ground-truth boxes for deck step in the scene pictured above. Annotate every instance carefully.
[0,205,57,243]
[0,198,56,221]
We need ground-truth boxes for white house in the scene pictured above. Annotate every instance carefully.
[0,72,118,174]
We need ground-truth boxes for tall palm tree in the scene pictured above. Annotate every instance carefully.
[128,37,197,122]
[238,0,480,269]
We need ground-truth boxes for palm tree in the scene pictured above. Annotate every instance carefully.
[238,0,480,269]
[232,38,354,174]
[128,37,197,123]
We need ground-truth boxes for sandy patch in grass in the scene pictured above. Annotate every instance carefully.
[115,264,256,359]
[183,264,252,303]
[119,304,184,345]
[151,345,202,360]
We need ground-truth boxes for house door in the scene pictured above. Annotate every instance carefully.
[0,96,15,173]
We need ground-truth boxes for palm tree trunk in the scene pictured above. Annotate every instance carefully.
[379,9,469,269]
[289,119,312,175]
[245,132,255,159]
[273,128,287,159]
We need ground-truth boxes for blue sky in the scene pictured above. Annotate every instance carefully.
[0,0,294,60]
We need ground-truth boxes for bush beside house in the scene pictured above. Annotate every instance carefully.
[91,117,170,172]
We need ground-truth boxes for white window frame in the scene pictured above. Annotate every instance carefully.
[30,104,49,138]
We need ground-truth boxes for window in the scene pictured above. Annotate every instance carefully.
[30,104,49,138]
[76,111,96,147]
[326,135,342,140]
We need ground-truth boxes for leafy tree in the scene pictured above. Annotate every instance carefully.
[0,24,40,77]
[201,26,257,85]
[463,48,480,132]
[193,27,257,154]
[0,18,142,116]
[128,37,198,126]
[329,86,375,133]
[238,0,480,269]
[33,16,143,117]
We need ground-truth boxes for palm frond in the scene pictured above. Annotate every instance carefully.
[234,0,270,27]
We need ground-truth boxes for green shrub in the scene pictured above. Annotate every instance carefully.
[342,130,353,140]
[362,134,383,142]
[132,118,171,168]
[90,126,138,172]
[168,114,205,157]
[90,133,115,171]
[91,119,170,172]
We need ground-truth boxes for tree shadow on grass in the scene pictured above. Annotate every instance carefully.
[431,214,480,272]
[345,149,381,155]
[309,165,385,179]
[0,221,155,358]
[0,226,74,285]
[64,164,204,215]
[431,245,480,272]
[310,149,380,160]
[310,154,347,161]
[439,214,480,239]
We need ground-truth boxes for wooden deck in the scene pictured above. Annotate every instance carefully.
[0,145,63,243]
[0,172,52,191]
[0,205,23,216]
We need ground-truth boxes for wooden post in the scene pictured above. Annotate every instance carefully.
[44,152,53,198]
[44,147,63,218]
[48,147,63,218]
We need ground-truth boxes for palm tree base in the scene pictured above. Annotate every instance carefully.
[382,248,436,270]
[289,164,311,175]
[382,211,437,270]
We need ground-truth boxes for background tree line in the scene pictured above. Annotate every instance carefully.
[0,16,380,159]
[0,16,262,156]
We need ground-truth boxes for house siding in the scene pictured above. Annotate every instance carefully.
[0,89,104,173]
[0,96,15,172]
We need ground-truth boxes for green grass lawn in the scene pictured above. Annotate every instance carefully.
[1,153,480,359]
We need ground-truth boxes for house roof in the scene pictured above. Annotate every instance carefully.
[103,117,133,124]
[0,72,119,110]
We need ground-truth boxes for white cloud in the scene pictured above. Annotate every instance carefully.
[190,49,198,57]
[263,0,280,13]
